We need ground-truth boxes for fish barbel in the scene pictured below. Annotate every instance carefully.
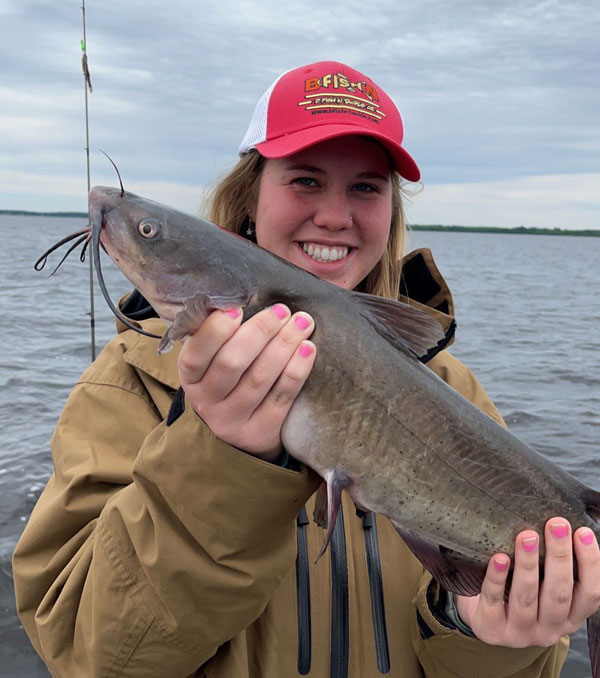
[39,185,600,675]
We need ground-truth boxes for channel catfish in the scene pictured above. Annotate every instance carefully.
[40,186,600,675]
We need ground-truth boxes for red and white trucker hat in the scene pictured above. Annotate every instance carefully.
[238,61,420,181]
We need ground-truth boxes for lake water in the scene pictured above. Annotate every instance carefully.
[0,215,598,677]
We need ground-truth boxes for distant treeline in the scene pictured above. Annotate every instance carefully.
[410,224,599,237]
[0,209,88,218]
[2,210,598,236]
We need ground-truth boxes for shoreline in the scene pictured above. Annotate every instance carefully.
[1,210,598,236]
[409,224,600,237]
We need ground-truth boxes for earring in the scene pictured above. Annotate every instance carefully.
[246,220,255,237]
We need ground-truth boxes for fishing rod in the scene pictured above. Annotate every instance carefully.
[81,0,96,360]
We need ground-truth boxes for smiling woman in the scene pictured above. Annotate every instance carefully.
[252,137,393,290]
[12,60,600,678]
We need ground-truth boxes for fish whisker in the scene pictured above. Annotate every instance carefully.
[99,150,125,197]
[34,227,92,272]
[48,233,90,276]
[80,233,92,263]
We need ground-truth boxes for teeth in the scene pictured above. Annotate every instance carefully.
[302,243,349,263]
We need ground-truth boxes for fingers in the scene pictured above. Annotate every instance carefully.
[479,553,511,612]
[539,519,575,634]
[463,553,510,644]
[506,530,541,633]
[178,307,244,386]
[459,519,600,650]
[570,526,600,628]
[252,338,317,417]
[223,310,315,410]
[177,303,317,459]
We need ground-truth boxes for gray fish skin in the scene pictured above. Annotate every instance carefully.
[89,186,600,676]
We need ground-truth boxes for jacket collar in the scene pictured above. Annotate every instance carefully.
[399,248,456,360]
[116,302,181,391]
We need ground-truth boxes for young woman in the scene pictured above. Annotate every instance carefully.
[13,61,600,678]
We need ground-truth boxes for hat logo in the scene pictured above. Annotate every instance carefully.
[299,72,385,122]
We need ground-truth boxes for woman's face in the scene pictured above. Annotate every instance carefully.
[253,136,393,290]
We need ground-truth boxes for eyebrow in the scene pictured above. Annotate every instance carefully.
[284,164,389,181]
[284,163,325,173]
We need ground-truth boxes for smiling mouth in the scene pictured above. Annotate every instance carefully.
[300,242,350,264]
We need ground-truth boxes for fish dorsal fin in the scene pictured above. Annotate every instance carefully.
[350,291,446,359]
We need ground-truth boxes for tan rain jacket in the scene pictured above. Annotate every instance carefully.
[13,250,568,677]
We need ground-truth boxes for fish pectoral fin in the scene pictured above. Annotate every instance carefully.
[350,291,446,359]
[391,521,486,597]
[315,470,352,562]
[157,292,249,354]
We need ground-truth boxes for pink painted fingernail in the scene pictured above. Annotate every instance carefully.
[550,523,569,540]
[522,536,538,552]
[299,342,313,358]
[224,308,240,318]
[294,315,310,331]
[580,530,595,546]
[494,556,509,572]
[272,304,288,319]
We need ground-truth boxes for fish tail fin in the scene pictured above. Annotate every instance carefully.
[315,470,352,563]
[588,609,600,678]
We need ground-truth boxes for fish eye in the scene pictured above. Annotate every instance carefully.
[138,219,161,239]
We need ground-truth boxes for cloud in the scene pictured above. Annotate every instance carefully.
[1,0,598,224]
[0,168,206,214]
[406,173,600,230]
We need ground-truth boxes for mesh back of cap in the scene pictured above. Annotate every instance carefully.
[238,69,291,154]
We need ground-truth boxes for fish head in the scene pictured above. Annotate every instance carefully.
[88,185,252,324]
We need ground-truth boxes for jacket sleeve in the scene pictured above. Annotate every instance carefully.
[412,351,569,677]
[12,336,319,678]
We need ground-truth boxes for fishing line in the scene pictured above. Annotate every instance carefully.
[81,0,96,361]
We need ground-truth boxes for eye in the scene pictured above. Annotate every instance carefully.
[292,177,319,187]
[353,182,377,193]
[138,219,161,238]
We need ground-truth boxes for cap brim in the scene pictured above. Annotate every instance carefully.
[255,124,421,182]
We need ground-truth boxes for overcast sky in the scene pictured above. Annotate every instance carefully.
[2,0,599,229]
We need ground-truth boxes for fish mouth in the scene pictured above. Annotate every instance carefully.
[298,241,353,265]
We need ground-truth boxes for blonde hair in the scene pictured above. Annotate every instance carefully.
[207,149,406,300]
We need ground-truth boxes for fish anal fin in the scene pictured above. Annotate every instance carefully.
[157,292,250,354]
[315,470,352,562]
[350,291,446,359]
[391,521,487,597]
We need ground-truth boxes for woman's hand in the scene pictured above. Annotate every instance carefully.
[178,304,316,461]
[455,517,600,647]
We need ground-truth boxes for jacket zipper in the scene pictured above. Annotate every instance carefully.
[330,506,349,678]
[361,511,391,673]
[296,506,312,675]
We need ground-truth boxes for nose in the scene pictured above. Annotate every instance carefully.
[312,190,353,231]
